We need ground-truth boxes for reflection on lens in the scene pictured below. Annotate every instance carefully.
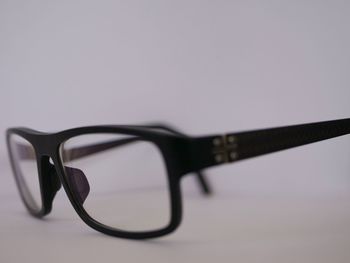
[9,135,41,212]
[61,134,170,232]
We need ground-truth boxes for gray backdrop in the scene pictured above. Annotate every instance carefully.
[0,1,350,262]
[1,0,349,196]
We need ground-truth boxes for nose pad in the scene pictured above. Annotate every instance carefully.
[41,158,62,215]
[64,166,90,205]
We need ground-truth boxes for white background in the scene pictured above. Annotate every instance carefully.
[1,1,350,262]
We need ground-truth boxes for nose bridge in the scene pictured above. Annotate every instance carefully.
[38,155,62,215]
[34,134,60,157]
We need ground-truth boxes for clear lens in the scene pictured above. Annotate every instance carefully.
[8,135,42,212]
[60,133,171,232]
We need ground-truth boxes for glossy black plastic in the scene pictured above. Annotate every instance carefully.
[6,118,350,239]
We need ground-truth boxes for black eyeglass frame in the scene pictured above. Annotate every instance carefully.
[6,118,350,239]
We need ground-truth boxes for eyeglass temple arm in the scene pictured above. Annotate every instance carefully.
[16,123,182,161]
[62,138,137,161]
[68,124,211,194]
[63,122,189,160]
[15,137,138,161]
[186,118,350,173]
[62,123,189,159]
[16,123,212,195]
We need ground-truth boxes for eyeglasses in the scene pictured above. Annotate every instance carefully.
[6,118,350,239]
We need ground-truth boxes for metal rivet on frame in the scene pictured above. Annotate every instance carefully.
[229,151,238,161]
[212,135,238,163]
[227,135,236,144]
[213,137,222,146]
[215,154,224,163]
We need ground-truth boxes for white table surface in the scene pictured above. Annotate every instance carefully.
[1,163,350,263]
